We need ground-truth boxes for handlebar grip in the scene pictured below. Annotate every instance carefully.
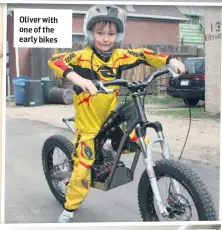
[74,85,83,95]
[91,80,102,89]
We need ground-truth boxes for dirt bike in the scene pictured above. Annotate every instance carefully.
[42,65,217,221]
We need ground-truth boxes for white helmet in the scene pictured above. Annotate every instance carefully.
[83,5,127,48]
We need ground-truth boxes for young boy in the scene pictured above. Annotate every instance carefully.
[48,5,185,223]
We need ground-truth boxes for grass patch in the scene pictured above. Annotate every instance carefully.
[145,96,183,104]
[6,97,15,102]
[117,95,183,105]
[150,107,208,118]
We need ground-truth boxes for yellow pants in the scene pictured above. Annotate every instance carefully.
[64,131,96,211]
[64,129,149,211]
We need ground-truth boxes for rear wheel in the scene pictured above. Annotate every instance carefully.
[42,135,74,206]
[138,159,217,221]
[183,98,199,106]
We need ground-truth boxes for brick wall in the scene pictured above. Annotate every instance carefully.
[204,7,222,114]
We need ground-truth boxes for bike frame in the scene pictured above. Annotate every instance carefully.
[61,67,182,218]
[63,91,180,218]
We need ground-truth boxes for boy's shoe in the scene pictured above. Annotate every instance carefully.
[58,209,74,223]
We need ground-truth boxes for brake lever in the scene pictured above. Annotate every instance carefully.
[98,81,115,94]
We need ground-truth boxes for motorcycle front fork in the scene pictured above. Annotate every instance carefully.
[138,128,181,218]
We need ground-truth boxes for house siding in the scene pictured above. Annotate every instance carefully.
[124,19,179,45]
[71,16,179,45]
[204,7,221,114]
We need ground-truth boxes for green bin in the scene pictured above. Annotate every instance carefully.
[41,78,59,103]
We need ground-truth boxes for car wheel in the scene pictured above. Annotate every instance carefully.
[183,98,199,106]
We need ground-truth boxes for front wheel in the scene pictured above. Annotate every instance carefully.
[138,159,217,221]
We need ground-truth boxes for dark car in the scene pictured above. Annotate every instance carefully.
[167,57,205,106]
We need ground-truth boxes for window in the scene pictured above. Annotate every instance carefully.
[184,59,205,74]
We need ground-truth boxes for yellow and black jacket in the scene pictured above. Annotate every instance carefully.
[48,46,173,135]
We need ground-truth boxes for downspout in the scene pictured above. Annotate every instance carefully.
[15,47,19,77]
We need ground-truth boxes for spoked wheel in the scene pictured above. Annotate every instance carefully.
[138,159,217,221]
[42,135,74,206]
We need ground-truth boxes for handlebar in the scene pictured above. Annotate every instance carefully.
[95,64,180,94]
